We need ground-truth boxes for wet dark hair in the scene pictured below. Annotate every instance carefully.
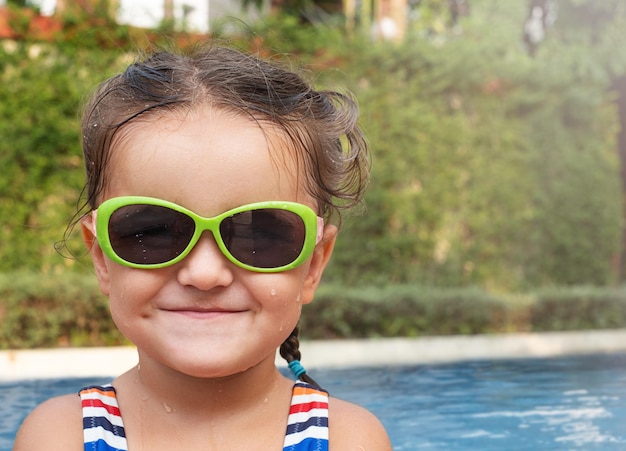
[79,44,370,388]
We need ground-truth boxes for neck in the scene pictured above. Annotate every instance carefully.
[118,350,291,417]
[111,351,296,449]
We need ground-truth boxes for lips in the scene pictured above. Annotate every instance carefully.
[161,306,246,320]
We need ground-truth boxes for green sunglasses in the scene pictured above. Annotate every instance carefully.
[92,196,324,273]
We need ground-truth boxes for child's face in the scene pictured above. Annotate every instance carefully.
[82,106,336,379]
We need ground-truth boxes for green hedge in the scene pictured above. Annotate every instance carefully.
[302,285,521,338]
[527,286,626,331]
[0,272,125,348]
[2,272,626,349]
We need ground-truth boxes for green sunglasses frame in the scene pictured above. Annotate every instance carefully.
[93,196,324,273]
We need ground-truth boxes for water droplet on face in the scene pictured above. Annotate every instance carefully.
[270,288,277,296]
[163,402,175,413]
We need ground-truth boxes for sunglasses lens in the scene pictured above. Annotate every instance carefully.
[108,204,195,265]
[220,209,306,269]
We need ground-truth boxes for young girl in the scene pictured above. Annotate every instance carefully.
[14,45,392,450]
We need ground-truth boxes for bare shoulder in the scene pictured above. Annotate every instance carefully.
[13,393,83,451]
[329,397,392,450]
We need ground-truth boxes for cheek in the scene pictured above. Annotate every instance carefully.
[106,268,161,324]
[255,268,307,301]
[108,286,137,335]
[273,297,302,339]
[256,274,306,326]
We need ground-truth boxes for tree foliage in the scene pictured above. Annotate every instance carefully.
[0,1,625,292]
[323,0,624,289]
[0,42,128,272]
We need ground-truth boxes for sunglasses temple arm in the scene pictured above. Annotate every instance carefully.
[316,217,324,244]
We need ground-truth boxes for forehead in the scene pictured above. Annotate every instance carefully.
[103,106,309,211]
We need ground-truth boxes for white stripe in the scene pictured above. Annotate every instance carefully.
[287,408,328,424]
[290,392,328,404]
[82,406,125,427]
[84,426,127,449]
[283,425,329,447]
[81,391,120,407]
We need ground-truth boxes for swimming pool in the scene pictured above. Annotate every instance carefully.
[2,352,626,450]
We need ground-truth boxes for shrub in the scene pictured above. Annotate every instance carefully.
[300,285,517,338]
[529,286,626,331]
[0,271,125,348]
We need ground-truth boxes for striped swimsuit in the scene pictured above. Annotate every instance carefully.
[80,381,329,451]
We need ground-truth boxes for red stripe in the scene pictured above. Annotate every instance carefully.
[81,397,122,417]
[289,400,329,415]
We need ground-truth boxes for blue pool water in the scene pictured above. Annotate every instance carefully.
[2,353,626,450]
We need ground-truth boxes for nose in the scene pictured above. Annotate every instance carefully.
[176,231,235,290]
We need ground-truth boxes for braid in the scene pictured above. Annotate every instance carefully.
[280,325,322,389]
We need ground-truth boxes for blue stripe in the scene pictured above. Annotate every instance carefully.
[84,438,126,451]
[285,416,329,436]
[283,436,329,451]
[83,416,126,438]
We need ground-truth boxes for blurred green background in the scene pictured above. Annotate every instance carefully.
[2,0,626,348]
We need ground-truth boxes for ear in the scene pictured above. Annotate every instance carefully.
[81,214,111,296]
[301,224,337,305]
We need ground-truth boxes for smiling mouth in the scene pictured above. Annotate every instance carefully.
[163,308,245,319]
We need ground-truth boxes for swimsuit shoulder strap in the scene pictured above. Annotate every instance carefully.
[79,384,128,451]
[80,381,329,451]
[283,381,330,451]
